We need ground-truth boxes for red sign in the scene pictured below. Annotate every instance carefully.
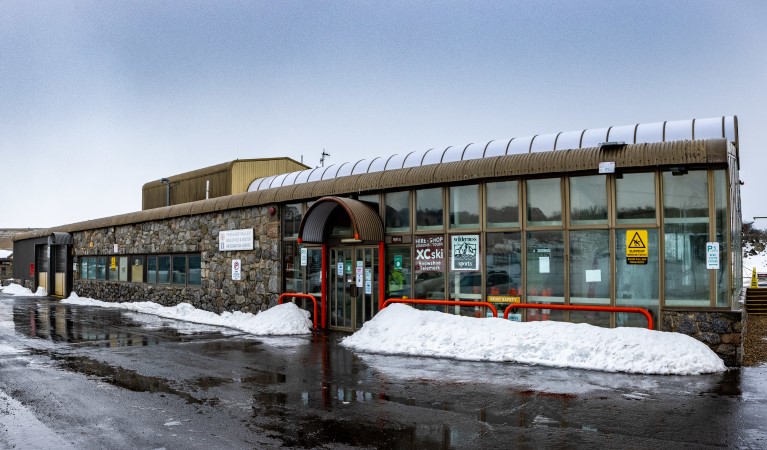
[29,263,35,277]
[415,235,445,272]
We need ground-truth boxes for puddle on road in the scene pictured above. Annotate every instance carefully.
[703,369,742,397]
[31,350,218,405]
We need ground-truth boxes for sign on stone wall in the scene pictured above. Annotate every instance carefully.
[219,229,254,251]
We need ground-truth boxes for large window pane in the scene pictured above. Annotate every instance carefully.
[416,188,443,230]
[486,181,519,228]
[616,173,656,224]
[526,231,565,321]
[449,185,479,229]
[96,257,106,280]
[157,256,171,284]
[663,171,709,306]
[85,257,95,280]
[386,246,411,299]
[132,256,145,283]
[617,229,659,328]
[526,178,562,226]
[283,203,303,238]
[80,258,88,279]
[570,175,607,225]
[486,232,522,300]
[385,191,410,233]
[448,271,482,316]
[715,170,729,307]
[414,235,445,301]
[569,230,610,305]
[172,255,187,285]
[188,255,201,285]
[108,257,119,281]
[119,256,128,282]
[284,241,300,293]
[147,256,157,284]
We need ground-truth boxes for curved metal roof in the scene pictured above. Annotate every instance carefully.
[248,116,739,193]
[298,196,384,244]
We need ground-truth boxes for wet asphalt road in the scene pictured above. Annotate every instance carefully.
[1,293,767,450]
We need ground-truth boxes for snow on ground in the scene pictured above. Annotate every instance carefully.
[61,292,312,336]
[2,283,728,374]
[341,304,726,375]
[744,243,767,275]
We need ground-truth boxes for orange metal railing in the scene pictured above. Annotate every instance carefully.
[503,303,654,330]
[278,293,320,330]
[382,298,498,318]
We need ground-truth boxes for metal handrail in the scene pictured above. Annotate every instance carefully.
[503,303,654,330]
[383,298,498,318]
[278,293,319,330]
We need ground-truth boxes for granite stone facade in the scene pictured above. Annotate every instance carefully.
[71,205,280,314]
[662,310,744,367]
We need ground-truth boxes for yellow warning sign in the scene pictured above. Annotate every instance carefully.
[626,230,648,264]
[751,267,759,288]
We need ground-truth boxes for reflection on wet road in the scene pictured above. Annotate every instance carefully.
[2,294,767,449]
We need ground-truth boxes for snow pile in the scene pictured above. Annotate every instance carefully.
[62,292,312,336]
[0,283,47,296]
[1,283,34,296]
[341,304,726,375]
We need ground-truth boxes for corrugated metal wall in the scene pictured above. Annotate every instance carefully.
[12,237,46,284]
[142,158,307,210]
[231,159,308,194]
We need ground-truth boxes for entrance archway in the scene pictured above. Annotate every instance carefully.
[298,197,384,331]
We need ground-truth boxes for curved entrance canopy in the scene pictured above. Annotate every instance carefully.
[298,196,384,244]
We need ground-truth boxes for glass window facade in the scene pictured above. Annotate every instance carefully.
[526,178,562,226]
[385,191,410,233]
[449,185,479,229]
[416,188,443,230]
[663,171,709,306]
[616,173,656,224]
[486,181,519,228]
[569,175,607,225]
[283,203,303,238]
[265,164,735,330]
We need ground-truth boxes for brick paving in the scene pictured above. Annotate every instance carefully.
[743,315,767,366]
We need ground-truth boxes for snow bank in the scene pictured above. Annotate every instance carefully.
[341,304,726,375]
[62,293,312,336]
[0,283,34,296]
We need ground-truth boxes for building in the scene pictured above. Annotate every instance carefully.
[142,158,308,209]
[12,116,744,365]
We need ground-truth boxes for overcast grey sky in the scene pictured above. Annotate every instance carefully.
[1,1,765,228]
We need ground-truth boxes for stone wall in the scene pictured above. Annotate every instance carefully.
[72,205,280,314]
[662,310,743,367]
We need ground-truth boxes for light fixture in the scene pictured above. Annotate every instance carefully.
[670,166,688,176]
[598,141,626,150]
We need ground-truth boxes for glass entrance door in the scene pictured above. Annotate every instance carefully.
[329,246,379,331]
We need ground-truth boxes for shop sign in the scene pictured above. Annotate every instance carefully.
[415,235,444,272]
[300,248,308,266]
[507,313,522,322]
[487,295,521,304]
[219,229,254,251]
[394,254,403,270]
[29,263,35,277]
[706,242,720,270]
[626,230,648,264]
[451,235,479,271]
